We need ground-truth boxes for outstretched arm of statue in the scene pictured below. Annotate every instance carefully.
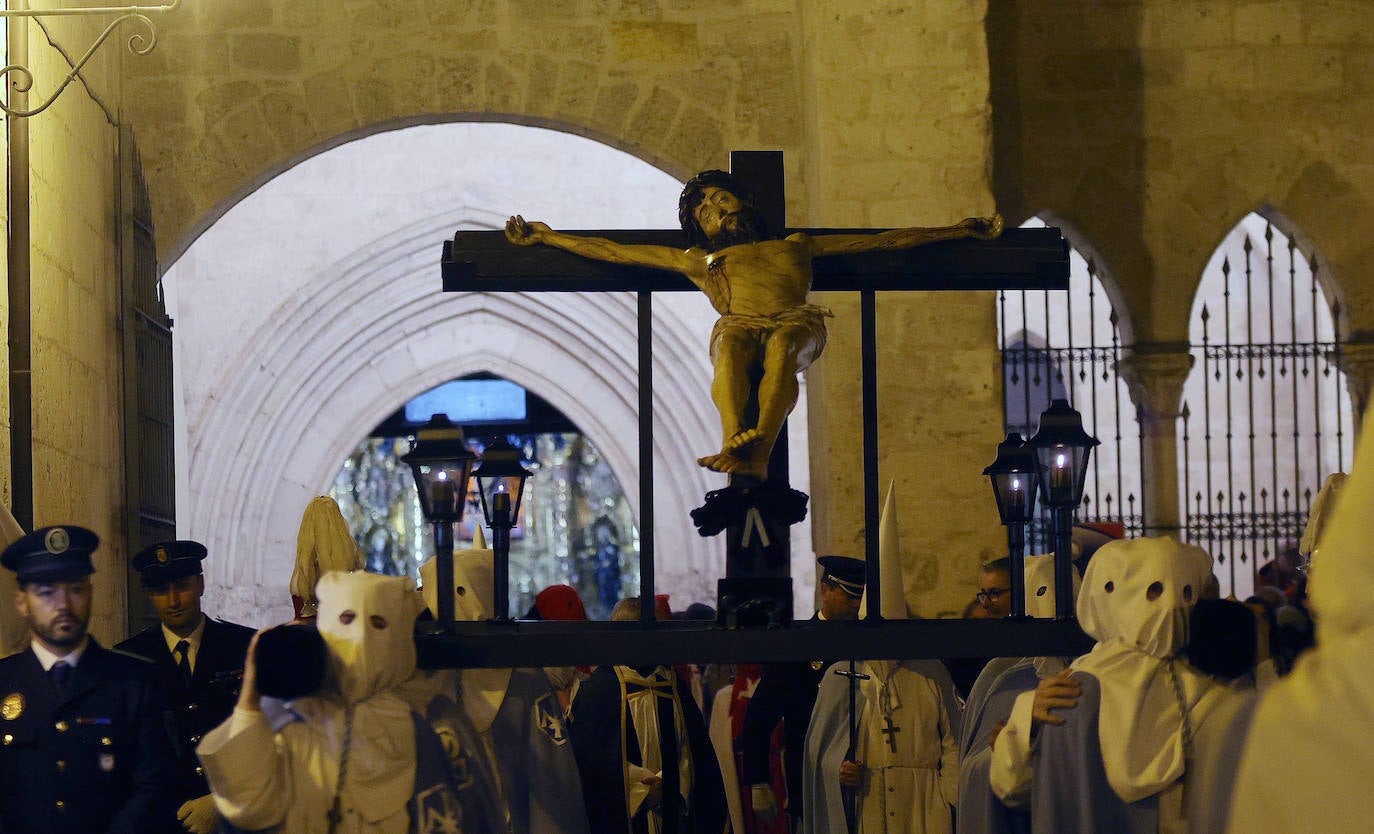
[803,213,1003,257]
[505,215,701,277]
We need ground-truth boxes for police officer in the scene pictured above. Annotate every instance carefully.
[116,540,254,834]
[741,554,866,829]
[0,525,175,833]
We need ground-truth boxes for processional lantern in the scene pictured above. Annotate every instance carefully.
[1027,398,1099,619]
[401,414,477,627]
[471,437,534,622]
[983,432,1041,617]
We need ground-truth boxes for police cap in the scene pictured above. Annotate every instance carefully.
[0,526,98,584]
[817,555,866,598]
[131,540,207,588]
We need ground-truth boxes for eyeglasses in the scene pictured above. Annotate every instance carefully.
[976,587,1010,604]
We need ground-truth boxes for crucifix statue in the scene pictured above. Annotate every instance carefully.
[505,170,1002,482]
[442,149,1067,627]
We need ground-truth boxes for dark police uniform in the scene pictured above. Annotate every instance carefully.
[0,525,175,834]
[739,555,866,824]
[115,540,255,827]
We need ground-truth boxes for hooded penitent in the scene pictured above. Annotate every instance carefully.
[419,525,493,623]
[313,571,425,825]
[291,496,365,619]
[1069,537,1216,803]
[1226,410,1374,832]
[1023,552,1081,620]
[419,528,514,729]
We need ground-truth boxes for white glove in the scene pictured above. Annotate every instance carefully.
[751,783,779,825]
[177,794,220,834]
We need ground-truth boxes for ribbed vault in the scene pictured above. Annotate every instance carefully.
[166,123,746,625]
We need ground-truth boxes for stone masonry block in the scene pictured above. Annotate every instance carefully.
[608,22,700,67]
[231,33,303,74]
[196,81,266,131]
[1234,1,1304,45]
[485,62,522,113]
[592,82,639,133]
[664,105,726,173]
[525,55,560,115]
[199,0,275,29]
[436,55,485,109]
[1255,47,1343,91]
[1182,47,1257,89]
[1304,1,1374,45]
[554,60,598,123]
[351,75,401,127]
[1143,1,1234,49]
[260,90,319,155]
[625,85,681,151]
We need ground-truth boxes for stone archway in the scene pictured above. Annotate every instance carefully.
[164,123,797,625]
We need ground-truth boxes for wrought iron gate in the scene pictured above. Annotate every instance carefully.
[999,220,1144,556]
[1180,214,1350,598]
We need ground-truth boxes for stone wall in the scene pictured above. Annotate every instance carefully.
[21,14,128,642]
[993,0,1374,345]
[800,1,1006,617]
[124,0,1008,619]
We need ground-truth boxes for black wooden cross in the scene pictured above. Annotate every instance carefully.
[880,715,902,754]
[442,149,1068,630]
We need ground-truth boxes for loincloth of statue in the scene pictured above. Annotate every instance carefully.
[709,303,834,372]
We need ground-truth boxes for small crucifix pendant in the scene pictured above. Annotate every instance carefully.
[881,715,901,753]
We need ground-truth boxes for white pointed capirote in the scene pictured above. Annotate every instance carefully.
[859,480,907,620]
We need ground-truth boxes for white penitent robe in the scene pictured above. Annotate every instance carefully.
[201,573,459,834]
[804,660,960,834]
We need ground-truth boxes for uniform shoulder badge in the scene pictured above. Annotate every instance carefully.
[1,692,24,720]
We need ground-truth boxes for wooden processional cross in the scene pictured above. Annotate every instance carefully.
[431,150,1080,668]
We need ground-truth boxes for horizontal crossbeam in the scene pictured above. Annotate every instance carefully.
[442,226,1069,293]
[415,618,1093,669]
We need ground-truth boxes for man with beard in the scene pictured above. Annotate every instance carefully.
[0,526,175,833]
[506,171,1002,481]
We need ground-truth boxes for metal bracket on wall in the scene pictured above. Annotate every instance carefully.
[0,1,181,118]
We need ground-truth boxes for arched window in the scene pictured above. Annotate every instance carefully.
[328,374,639,619]
[1180,212,1351,598]
[1000,218,1143,553]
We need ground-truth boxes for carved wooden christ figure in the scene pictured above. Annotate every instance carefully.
[506,170,1003,482]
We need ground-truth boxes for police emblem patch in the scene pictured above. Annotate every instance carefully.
[44,528,69,555]
[99,753,116,772]
[1,693,23,720]
[155,547,169,563]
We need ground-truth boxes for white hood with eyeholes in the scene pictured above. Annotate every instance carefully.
[1022,552,1081,620]
[309,571,424,826]
[1023,553,1081,679]
[418,530,513,730]
[1069,537,1219,803]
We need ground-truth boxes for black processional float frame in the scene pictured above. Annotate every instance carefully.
[418,150,1090,670]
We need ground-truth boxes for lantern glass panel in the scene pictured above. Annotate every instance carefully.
[475,473,529,524]
[990,470,1038,524]
[1033,443,1093,508]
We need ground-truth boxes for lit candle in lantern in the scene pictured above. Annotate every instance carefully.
[431,476,457,516]
[1050,451,1069,494]
[1010,476,1023,509]
[493,489,511,522]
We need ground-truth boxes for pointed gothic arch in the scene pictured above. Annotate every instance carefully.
[1179,210,1352,598]
[164,123,800,626]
